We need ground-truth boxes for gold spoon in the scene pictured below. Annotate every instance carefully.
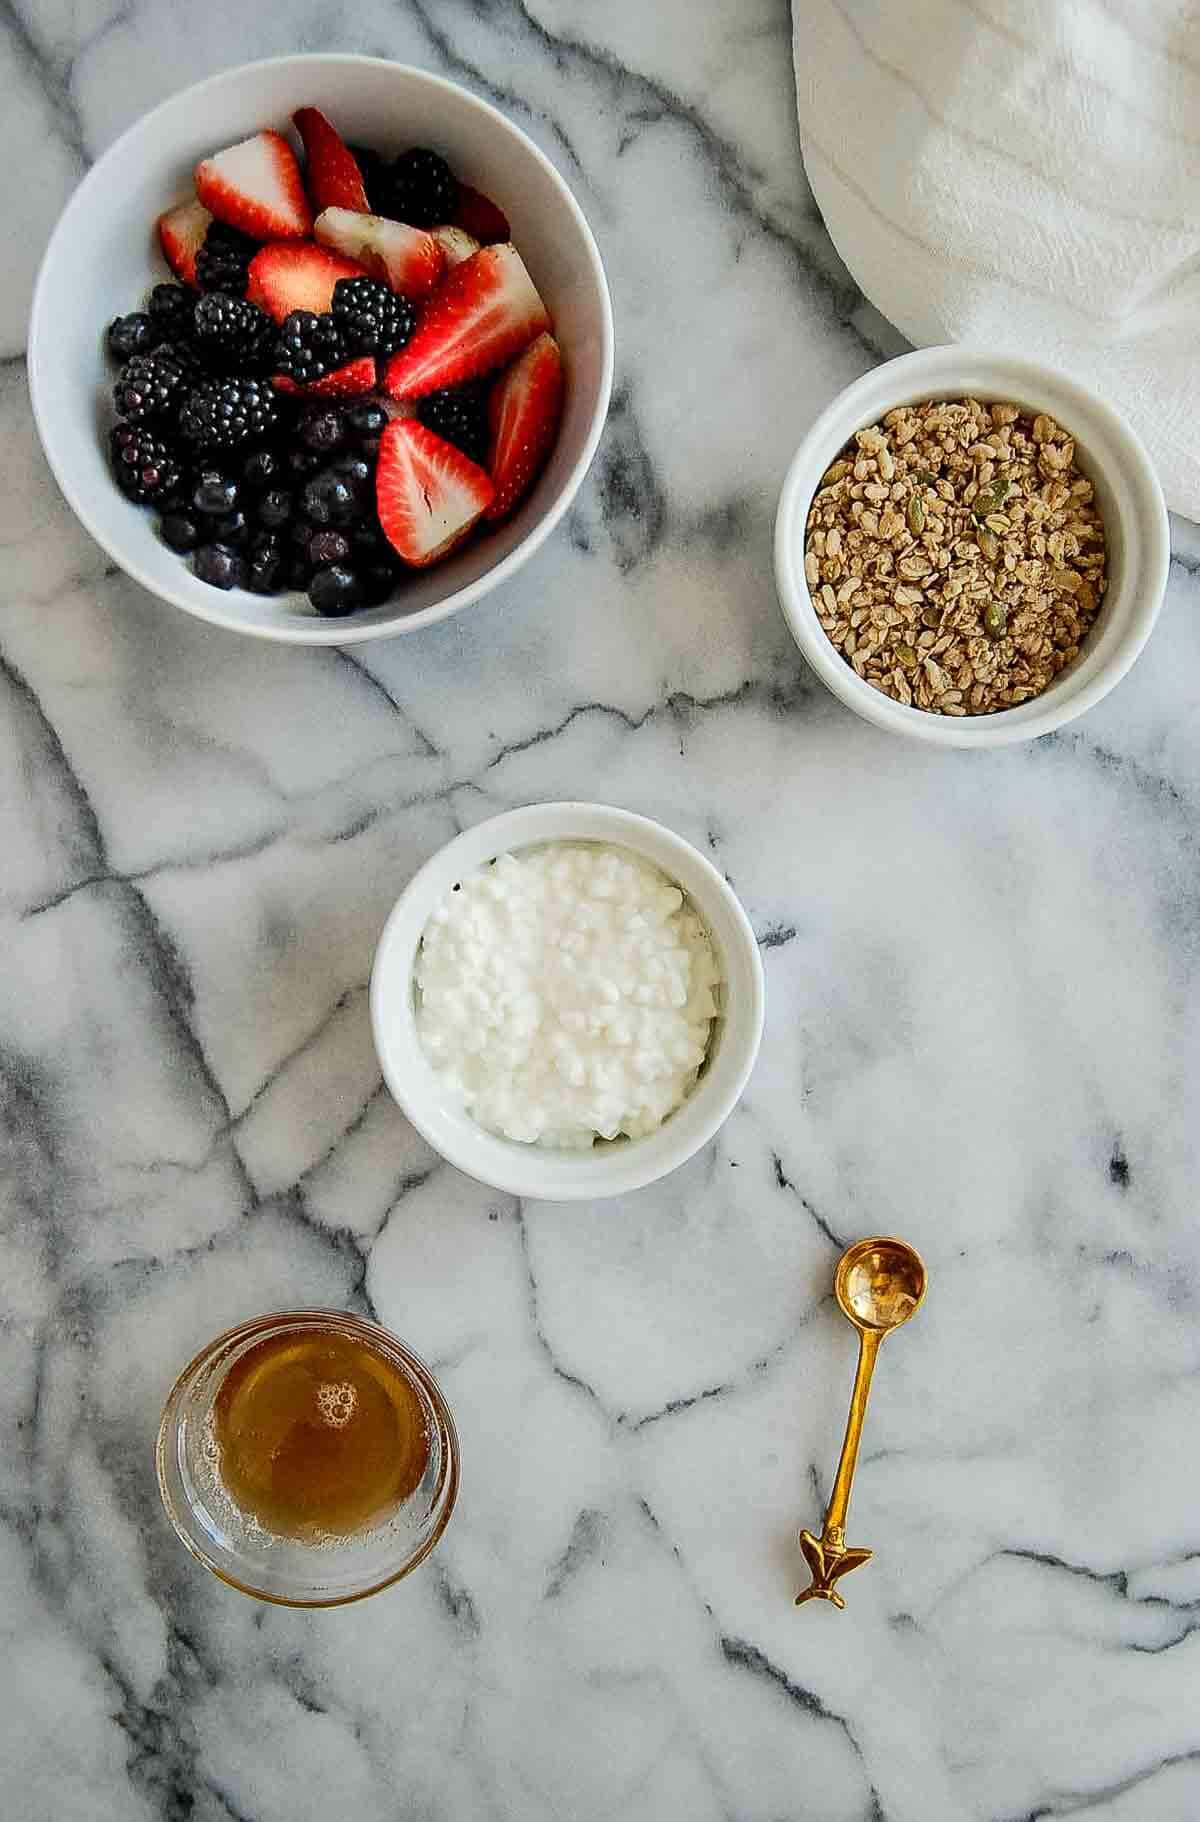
[796,1236,927,1610]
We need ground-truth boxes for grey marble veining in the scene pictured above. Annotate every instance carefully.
[2,5,1200,1821]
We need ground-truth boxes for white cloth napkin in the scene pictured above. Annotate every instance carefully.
[793,0,1200,521]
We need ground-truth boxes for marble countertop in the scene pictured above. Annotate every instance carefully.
[4,7,1200,1821]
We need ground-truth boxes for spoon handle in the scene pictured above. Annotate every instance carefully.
[795,1327,882,1608]
[826,1326,882,1535]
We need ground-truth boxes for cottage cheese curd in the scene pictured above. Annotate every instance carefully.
[414,843,721,1149]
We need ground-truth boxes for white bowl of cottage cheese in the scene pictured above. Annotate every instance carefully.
[369,803,765,1200]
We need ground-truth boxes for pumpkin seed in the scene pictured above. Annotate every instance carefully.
[977,526,1000,561]
[907,494,926,536]
[982,601,1008,640]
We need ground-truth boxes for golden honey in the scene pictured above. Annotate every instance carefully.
[212,1326,429,1538]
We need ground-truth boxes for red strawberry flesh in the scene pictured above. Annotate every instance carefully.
[157,199,211,288]
[293,107,369,214]
[384,243,550,400]
[246,241,367,321]
[375,419,495,566]
[272,356,377,399]
[195,130,312,240]
[315,208,443,299]
[485,332,565,523]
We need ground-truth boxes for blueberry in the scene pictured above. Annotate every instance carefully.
[300,406,346,453]
[287,445,323,479]
[344,399,388,441]
[350,521,389,559]
[286,552,314,591]
[257,488,294,530]
[246,531,286,594]
[308,564,363,616]
[330,452,372,492]
[302,470,359,527]
[192,469,239,516]
[358,562,399,607]
[212,509,251,549]
[308,528,352,566]
[193,543,246,590]
[106,312,157,362]
[242,447,284,491]
[160,512,201,553]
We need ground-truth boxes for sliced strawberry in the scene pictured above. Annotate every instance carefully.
[157,199,212,288]
[314,207,443,299]
[293,107,370,214]
[246,241,367,321]
[195,130,312,240]
[485,333,565,523]
[384,244,550,400]
[455,183,510,244]
[272,356,377,398]
[430,225,481,269]
[375,419,494,567]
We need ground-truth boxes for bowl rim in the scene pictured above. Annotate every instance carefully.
[28,52,615,646]
[368,801,767,1200]
[774,345,1170,748]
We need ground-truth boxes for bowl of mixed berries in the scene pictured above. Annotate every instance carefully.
[30,55,613,642]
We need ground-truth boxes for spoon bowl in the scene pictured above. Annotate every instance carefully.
[835,1237,927,1334]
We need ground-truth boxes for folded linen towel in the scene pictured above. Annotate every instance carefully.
[793,0,1200,519]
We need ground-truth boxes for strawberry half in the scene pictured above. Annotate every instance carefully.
[314,207,443,299]
[272,356,377,399]
[455,183,510,244]
[293,107,369,214]
[246,242,367,322]
[195,130,312,240]
[157,199,212,287]
[384,244,550,400]
[431,225,481,269]
[485,333,565,523]
[375,419,495,567]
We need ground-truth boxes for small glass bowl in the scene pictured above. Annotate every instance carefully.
[156,1309,460,1607]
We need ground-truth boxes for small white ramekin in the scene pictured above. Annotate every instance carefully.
[369,803,765,1201]
[774,347,1170,747]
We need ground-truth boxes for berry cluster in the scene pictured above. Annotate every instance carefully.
[102,108,563,612]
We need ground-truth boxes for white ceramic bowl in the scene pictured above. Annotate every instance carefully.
[29,54,614,645]
[775,347,1169,747]
[369,803,766,1201]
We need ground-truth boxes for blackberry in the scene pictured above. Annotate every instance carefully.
[302,470,359,528]
[113,353,189,425]
[416,382,489,467]
[379,147,457,229]
[109,424,182,504]
[148,283,196,341]
[192,293,274,373]
[153,339,205,389]
[331,276,415,358]
[287,444,324,480]
[179,377,280,453]
[309,564,364,616]
[347,143,390,213]
[246,531,286,594]
[193,543,246,590]
[195,219,257,295]
[273,310,346,386]
[107,312,158,362]
[160,511,201,553]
